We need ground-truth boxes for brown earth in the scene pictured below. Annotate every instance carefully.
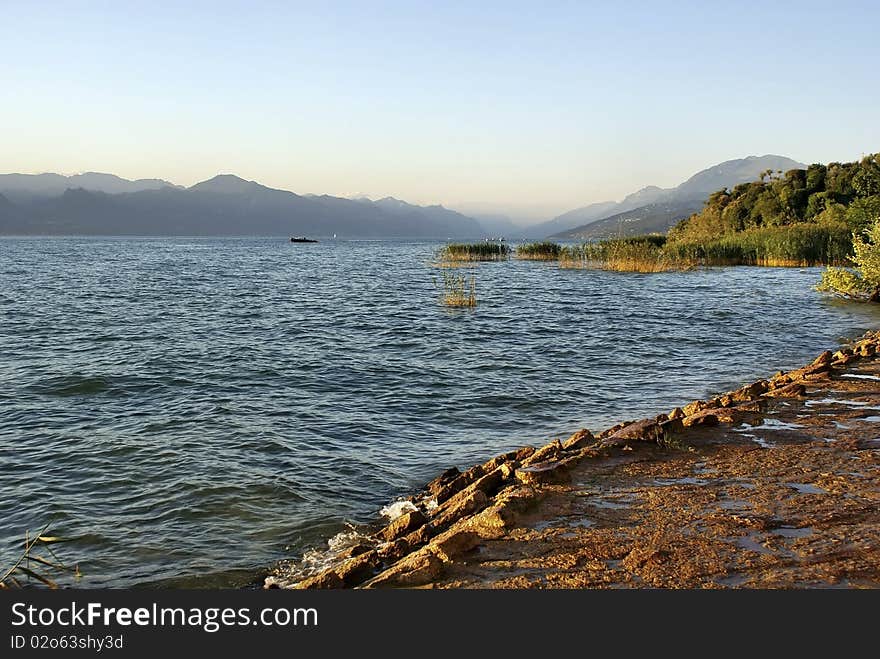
[272,336,880,590]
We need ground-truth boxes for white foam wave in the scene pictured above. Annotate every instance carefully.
[379,499,417,520]
[265,523,374,589]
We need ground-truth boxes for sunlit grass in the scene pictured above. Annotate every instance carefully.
[515,241,562,260]
[437,242,510,262]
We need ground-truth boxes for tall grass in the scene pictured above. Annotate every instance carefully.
[673,223,852,267]
[437,241,510,262]
[438,271,477,307]
[559,225,853,272]
[559,235,695,272]
[515,241,562,260]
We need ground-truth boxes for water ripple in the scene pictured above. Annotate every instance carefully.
[2,236,880,587]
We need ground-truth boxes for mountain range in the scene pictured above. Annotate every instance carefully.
[544,155,805,240]
[0,155,806,239]
[0,173,483,238]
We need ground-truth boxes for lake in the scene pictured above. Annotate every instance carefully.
[2,237,878,587]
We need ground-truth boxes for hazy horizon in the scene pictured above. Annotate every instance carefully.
[4,1,878,220]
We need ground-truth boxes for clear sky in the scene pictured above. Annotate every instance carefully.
[2,1,878,222]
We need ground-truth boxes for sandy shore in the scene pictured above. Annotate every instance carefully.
[269,334,880,589]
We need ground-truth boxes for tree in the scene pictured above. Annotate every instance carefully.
[818,217,880,301]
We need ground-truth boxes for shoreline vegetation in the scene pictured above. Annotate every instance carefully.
[516,154,878,273]
[266,331,880,589]
[437,241,511,262]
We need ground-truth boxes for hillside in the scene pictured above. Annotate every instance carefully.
[549,155,805,240]
[552,200,705,241]
[669,154,880,243]
[0,174,485,238]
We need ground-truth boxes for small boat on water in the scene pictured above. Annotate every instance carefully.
[290,237,318,243]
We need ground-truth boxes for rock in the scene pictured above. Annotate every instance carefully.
[681,406,744,427]
[597,421,629,439]
[295,569,345,590]
[812,350,833,366]
[434,465,485,503]
[430,467,507,529]
[833,354,857,366]
[468,489,535,538]
[682,412,719,427]
[515,459,571,485]
[562,428,594,451]
[335,550,379,587]
[430,489,490,531]
[787,362,832,381]
[424,467,461,496]
[731,381,769,402]
[763,382,807,398]
[658,416,685,435]
[668,407,685,420]
[499,461,517,479]
[521,440,562,467]
[401,523,434,548]
[735,400,765,413]
[482,447,535,471]
[769,372,792,389]
[377,539,409,561]
[682,400,709,417]
[378,509,427,542]
[608,419,663,443]
[361,548,445,588]
[470,466,506,496]
[337,542,373,560]
[429,527,481,561]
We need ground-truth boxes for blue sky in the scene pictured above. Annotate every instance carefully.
[2,0,878,220]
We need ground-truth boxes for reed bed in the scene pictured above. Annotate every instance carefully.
[438,271,477,307]
[557,225,852,272]
[437,242,511,262]
[515,241,562,260]
[558,236,696,272]
[677,223,853,267]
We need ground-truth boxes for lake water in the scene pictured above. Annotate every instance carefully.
[2,237,878,587]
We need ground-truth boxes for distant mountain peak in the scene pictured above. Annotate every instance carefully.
[189,174,265,194]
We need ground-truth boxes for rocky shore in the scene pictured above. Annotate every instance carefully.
[266,333,880,589]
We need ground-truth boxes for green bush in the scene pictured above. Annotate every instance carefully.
[818,219,880,301]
